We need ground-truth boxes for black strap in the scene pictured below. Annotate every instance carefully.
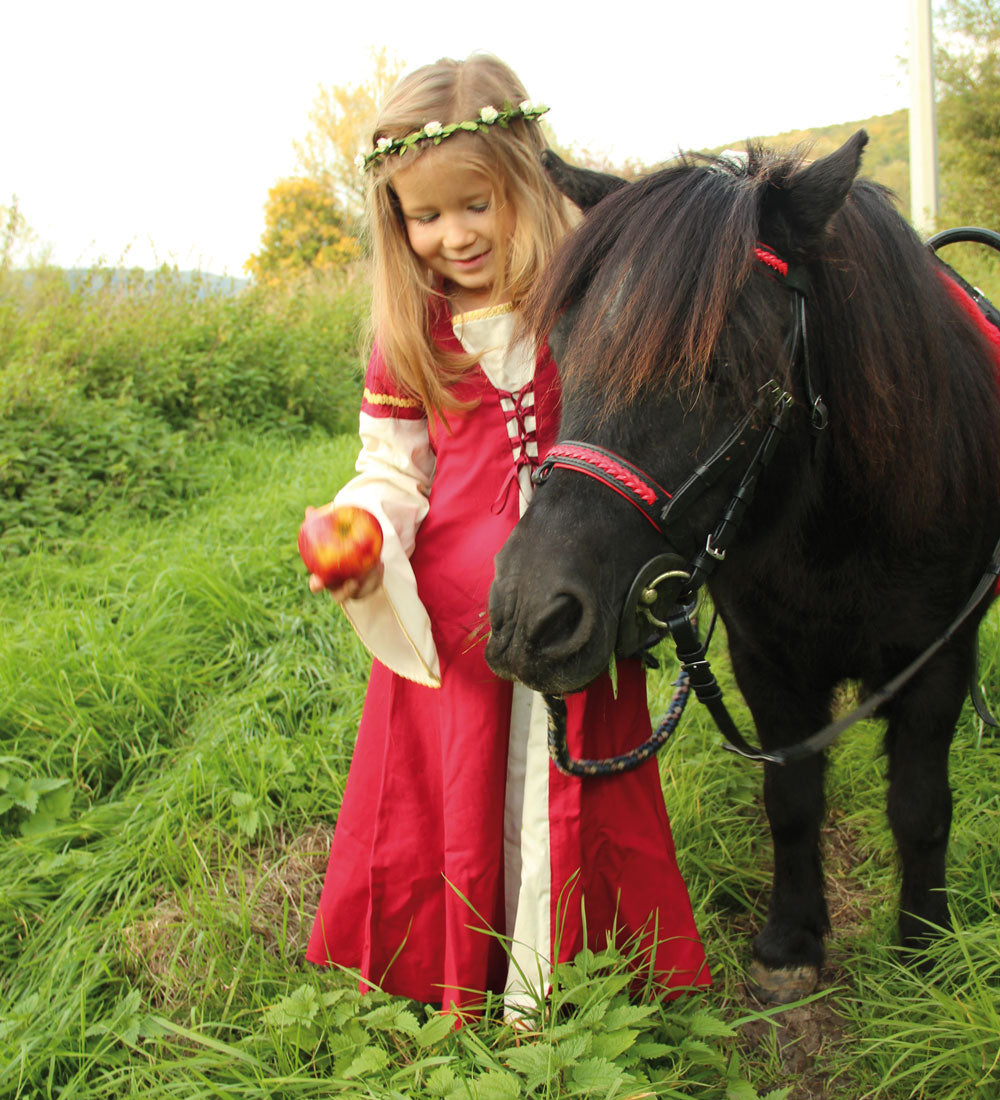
[660,384,784,528]
[668,612,784,763]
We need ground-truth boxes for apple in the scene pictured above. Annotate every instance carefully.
[298,505,383,588]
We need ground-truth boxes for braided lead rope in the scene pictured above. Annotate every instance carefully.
[545,672,692,777]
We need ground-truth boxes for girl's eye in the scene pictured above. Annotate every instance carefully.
[470,203,489,214]
[415,213,438,225]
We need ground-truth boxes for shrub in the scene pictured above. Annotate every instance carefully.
[0,265,371,551]
[0,395,200,554]
[0,265,370,431]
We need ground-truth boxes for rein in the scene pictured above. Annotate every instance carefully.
[537,240,1000,777]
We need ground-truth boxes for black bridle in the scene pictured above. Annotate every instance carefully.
[535,378,794,654]
[533,243,1000,776]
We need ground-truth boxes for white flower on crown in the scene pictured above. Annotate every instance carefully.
[376,137,392,151]
[519,100,535,113]
[423,120,443,137]
[354,153,366,169]
[479,106,499,124]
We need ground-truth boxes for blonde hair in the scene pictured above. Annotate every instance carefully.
[365,54,572,417]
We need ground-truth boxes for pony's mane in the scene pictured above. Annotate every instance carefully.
[526,146,1000,522]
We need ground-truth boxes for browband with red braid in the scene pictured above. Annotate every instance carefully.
[754,246,789,277]
[755,242,812,298]
[532,442,671,530]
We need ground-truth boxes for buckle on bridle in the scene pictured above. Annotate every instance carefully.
[704,534,726,562]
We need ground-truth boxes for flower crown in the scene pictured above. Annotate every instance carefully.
[356,100,550,173]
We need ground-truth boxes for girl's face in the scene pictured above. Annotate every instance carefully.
[392,144,513,313]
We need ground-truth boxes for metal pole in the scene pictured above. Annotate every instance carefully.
[909,0,939,235]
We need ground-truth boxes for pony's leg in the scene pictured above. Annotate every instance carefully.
[750,751,831,1001]
[882,652,965,955]
[730,650,832,1001]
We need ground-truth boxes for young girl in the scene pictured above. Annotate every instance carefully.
[304,53,709,1018]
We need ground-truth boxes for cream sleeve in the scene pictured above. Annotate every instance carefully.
[333,411,441,687]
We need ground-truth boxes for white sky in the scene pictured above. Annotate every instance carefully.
[2,0,914,275]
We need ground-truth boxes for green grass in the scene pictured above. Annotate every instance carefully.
[1,428,999,1098]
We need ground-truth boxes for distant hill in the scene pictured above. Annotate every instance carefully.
[704,108,910,212]
[64,268,251,296]
[9,267,250,296]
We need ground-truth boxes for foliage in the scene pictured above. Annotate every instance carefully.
[293,48,407,224]
[0,265,369,553]
[245,177,360,286]
[0,394,200,555]
[1,196,37,273]
[936,0,1000,227]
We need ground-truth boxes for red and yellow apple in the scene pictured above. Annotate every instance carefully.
[298,505,383,588]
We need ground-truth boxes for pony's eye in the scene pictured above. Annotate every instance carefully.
[708,358,733,380]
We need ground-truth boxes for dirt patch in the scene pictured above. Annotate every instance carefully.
[738,993,851,1099]
[120,823,334,1005]
[732,812,875,1099]
[241,821,335,954]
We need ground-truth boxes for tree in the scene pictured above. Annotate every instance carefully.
[1,196,36,273]
[245,177,359,286]
[935,0,1000,225]
[293,48,407,224]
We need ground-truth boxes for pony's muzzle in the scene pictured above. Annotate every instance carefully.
[485,578,602,689]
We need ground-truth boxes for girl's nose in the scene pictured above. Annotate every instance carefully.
[442,216,477,250]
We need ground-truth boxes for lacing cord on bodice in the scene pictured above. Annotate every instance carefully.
[492,383,539,514]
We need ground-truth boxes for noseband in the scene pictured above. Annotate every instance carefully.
[534,378,795,651]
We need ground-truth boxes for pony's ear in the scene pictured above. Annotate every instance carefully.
[541,149,627,210]
[770,130,869,250]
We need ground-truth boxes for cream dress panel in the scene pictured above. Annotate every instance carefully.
[452,306,552,1021]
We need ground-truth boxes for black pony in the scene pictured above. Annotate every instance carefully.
[485,133,1000,1002]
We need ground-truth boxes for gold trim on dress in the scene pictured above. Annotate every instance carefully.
[363,387,423,409]
[452,302,516,325]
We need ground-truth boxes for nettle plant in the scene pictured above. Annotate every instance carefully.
[0,759,74,836]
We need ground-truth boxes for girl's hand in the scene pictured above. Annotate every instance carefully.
[309,560,385,602]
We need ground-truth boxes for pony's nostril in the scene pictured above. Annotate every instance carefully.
[528,591,592,656]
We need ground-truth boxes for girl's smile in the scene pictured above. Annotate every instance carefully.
[393,144,511,312]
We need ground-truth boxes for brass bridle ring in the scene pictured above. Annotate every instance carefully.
[640,569,692,629]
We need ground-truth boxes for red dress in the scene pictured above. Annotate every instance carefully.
[306,304,708,1015]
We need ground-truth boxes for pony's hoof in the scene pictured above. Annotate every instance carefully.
[746,960,819,1004]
